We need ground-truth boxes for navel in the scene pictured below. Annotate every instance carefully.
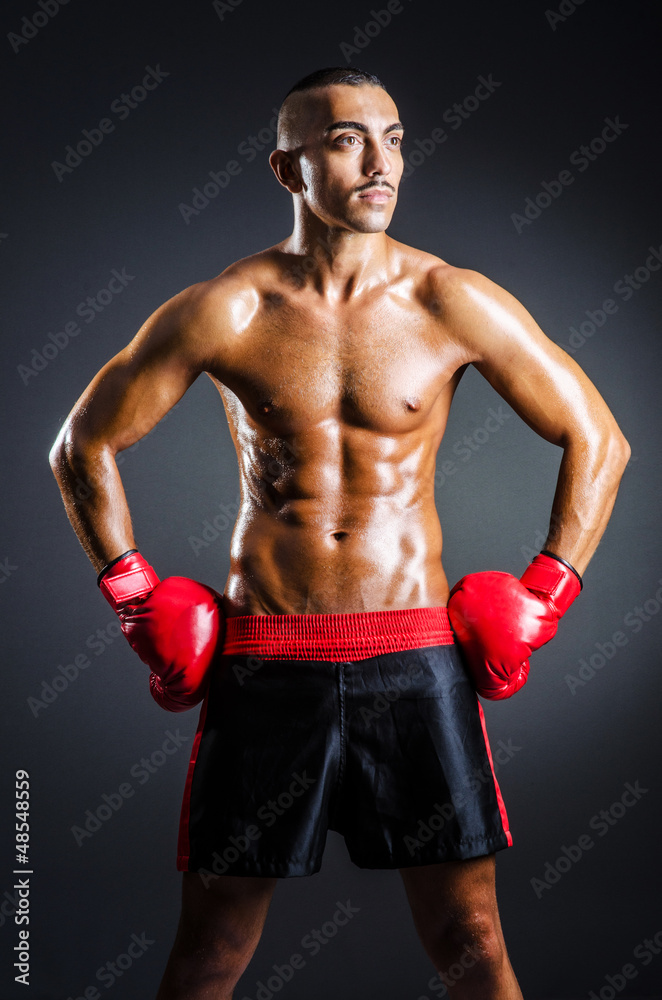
[331,530,349,542]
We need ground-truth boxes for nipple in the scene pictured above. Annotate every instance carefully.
[260,401,273,415]
[405,397,421,412]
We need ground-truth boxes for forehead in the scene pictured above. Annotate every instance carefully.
[296,84,401,137]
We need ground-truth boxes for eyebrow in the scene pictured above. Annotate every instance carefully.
[324,120,404,135]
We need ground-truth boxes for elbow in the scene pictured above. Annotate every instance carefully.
[48,418,98,486]
[611,427,631,472]
[48,424,69,481]
[601,426,631,483]
[571,421,631,488]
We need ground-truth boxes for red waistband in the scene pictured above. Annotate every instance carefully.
[222,606,453,661]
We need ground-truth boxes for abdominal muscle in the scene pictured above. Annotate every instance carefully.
[224,504,449,616]
[222,432,450,616]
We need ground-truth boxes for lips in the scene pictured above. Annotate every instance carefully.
[357,188,392,203]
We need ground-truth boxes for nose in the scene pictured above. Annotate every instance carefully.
[362,139,391,179]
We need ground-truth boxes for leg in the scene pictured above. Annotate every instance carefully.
[399,854,522,999]
[155,871,278,999]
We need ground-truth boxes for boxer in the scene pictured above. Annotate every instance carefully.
[50,67,630,999]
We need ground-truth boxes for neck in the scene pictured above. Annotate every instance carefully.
[282,208,393,302]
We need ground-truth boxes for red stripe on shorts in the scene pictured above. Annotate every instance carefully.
[477,700,513,846]
[222,606,454,660]
[176,690,210,870]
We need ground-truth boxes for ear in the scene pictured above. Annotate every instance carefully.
[269,149,304,194]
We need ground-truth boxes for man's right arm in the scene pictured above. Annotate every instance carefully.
[49,280,230,710]
[49,281,217,570]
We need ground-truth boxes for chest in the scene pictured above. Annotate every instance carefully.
[212,302,462,434]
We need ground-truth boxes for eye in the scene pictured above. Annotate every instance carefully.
[387,135,403,147]
[336,134,361,146]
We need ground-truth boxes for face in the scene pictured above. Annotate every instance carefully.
[276,84,404,233]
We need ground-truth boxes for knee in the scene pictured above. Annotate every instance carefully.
[164,929,255,992]
[429,910,506,978]
[160,951,247,998]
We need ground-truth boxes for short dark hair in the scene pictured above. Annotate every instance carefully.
[282,66,387,101]
[277,67,388,148]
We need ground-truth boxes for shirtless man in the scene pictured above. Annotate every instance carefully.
[49,67,630,998]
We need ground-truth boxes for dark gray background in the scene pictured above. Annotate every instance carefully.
[1,0,660,997]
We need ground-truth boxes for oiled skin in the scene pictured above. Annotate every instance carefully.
[49,79,632,1000]
[49,82,630,618]
[214,245,466,614]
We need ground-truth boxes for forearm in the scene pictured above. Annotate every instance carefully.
[449,428,628,701]
[542,429,630,576]
[50,427,221,714]
[50,437,136,574]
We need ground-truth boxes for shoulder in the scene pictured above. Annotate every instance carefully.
[154,249,283,353]
[173,252,276,324]
[392,247,561,368]
[419,263,548,362]
[389,243,515,350]
[387,240,501,315]
[423,262,504,315]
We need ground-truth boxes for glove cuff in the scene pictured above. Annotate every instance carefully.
[540,549,583,589]
[98,551,160,611]
[97,549,138,586]
[520,552,581,617]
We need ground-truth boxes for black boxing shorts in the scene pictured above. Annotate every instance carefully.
[176,607,512,878]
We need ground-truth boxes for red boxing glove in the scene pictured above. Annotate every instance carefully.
[447,551,582,700]
[98,551,224,711]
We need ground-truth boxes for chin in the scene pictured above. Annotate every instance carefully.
[346,209,395,234]
[355,221,391,234]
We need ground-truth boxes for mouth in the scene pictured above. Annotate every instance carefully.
[357,188,393,204]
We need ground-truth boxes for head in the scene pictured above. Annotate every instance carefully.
[270,67,404,234]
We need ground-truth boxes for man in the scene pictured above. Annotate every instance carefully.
[49,67,629,998]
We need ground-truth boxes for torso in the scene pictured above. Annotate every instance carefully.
[196,238,474,616]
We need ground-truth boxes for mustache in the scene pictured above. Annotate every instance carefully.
[355,180,396,193]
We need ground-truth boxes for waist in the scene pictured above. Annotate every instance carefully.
[222,606,453,661]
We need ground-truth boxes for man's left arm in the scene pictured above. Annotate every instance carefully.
[436,267,631,697]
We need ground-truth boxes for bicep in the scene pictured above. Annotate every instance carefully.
[453,272,619,446]
[63,289,206,456]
